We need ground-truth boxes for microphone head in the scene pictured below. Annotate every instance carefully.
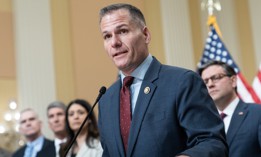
[99,86,107,95]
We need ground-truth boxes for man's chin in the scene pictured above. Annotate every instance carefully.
[54,129,65,134]
[25,132,38,139]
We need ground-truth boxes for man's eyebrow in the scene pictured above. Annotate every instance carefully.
[102,24,129,34]
[20,119,26,123]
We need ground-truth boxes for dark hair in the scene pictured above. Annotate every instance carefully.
[198,60,236,77]
[60,99,99,156]
[99,3,146,27]
[198,60,237,92]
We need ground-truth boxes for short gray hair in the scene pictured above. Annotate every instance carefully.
[47,101,66,114]
[19,108,39,122]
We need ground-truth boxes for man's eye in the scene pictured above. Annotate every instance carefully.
[20,120,26,124]
[104,34,111,40]
[48,115,54,118]
[120,29,128,34]
[213,75,222,80]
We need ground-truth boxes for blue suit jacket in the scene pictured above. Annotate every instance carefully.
[98,58,228,157]
[227,100,261,157]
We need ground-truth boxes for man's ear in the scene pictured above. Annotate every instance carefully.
[231,75,237,88]
[143,26,151,44]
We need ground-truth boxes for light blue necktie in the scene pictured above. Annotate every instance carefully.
[24,144,34,157]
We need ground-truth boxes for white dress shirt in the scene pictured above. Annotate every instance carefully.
[54,137,67,157]
[218,97,239,133]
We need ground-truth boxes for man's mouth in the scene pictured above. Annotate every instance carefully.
[113,51,127,57]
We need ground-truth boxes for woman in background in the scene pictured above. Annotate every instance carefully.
[60,99,102,157]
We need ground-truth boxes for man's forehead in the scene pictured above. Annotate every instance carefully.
[205,65,224,73]
[20,110,37,119]
[101,9,131,23]
[48,107,65,114]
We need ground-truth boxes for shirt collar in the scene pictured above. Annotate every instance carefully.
[54,137,67,146]
[120,54,153,82]
[27,135,44,146]
[218,97,239,116]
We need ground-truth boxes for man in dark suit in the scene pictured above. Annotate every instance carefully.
[98,3,228,157]
[199,60,261,157]
[12,108,55,157]
[47,101,67,157]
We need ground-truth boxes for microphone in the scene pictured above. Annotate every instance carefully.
[64,86,106,156]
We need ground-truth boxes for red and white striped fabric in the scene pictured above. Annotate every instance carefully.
[198,24,261,103]
[252,63,261,101]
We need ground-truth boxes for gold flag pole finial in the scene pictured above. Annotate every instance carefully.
[201,0,222,37]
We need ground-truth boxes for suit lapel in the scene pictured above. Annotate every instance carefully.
[111,80,126,156]
[226,101,248,146]
[127,58,160,157]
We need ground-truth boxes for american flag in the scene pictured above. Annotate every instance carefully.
[198,26,261,103]
[252,63,261,101]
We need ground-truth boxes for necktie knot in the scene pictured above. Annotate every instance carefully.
[123,76,134,87]
[220,112,227,120]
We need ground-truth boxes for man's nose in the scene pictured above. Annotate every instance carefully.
[206,79,215,88]
[54,116,59,122]
[26,121,31,126]
[111,35,122,48]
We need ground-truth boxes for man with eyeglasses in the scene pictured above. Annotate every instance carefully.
[199,60,261,157]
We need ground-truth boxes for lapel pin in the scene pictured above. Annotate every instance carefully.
[238,112,244,115]
[144,87,150,94]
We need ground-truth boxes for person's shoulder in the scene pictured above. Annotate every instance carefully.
[39,138,56,156]
[88,139,103,154]
[246,102,261,110]
[41,137,55,151]
[161,64,195,74]
[43,137,55,145]
[12,145,26,157]
[160,64,200,80]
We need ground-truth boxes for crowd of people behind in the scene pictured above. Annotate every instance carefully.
[3,3,261,157]
[11,99,103,157]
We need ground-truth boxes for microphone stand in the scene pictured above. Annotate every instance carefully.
[64,86,106,156]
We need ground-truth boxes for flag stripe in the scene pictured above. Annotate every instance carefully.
[253,64,261,100]
[253,78,261,100]
[198,22,260,104]
[238,73,260,103]
[257,64,261,81]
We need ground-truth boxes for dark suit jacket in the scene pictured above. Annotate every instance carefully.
[227,100,261,157]
[98,58,228,157]
[12,138,55,157]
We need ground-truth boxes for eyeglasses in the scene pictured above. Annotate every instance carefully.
[203,73,230,85]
